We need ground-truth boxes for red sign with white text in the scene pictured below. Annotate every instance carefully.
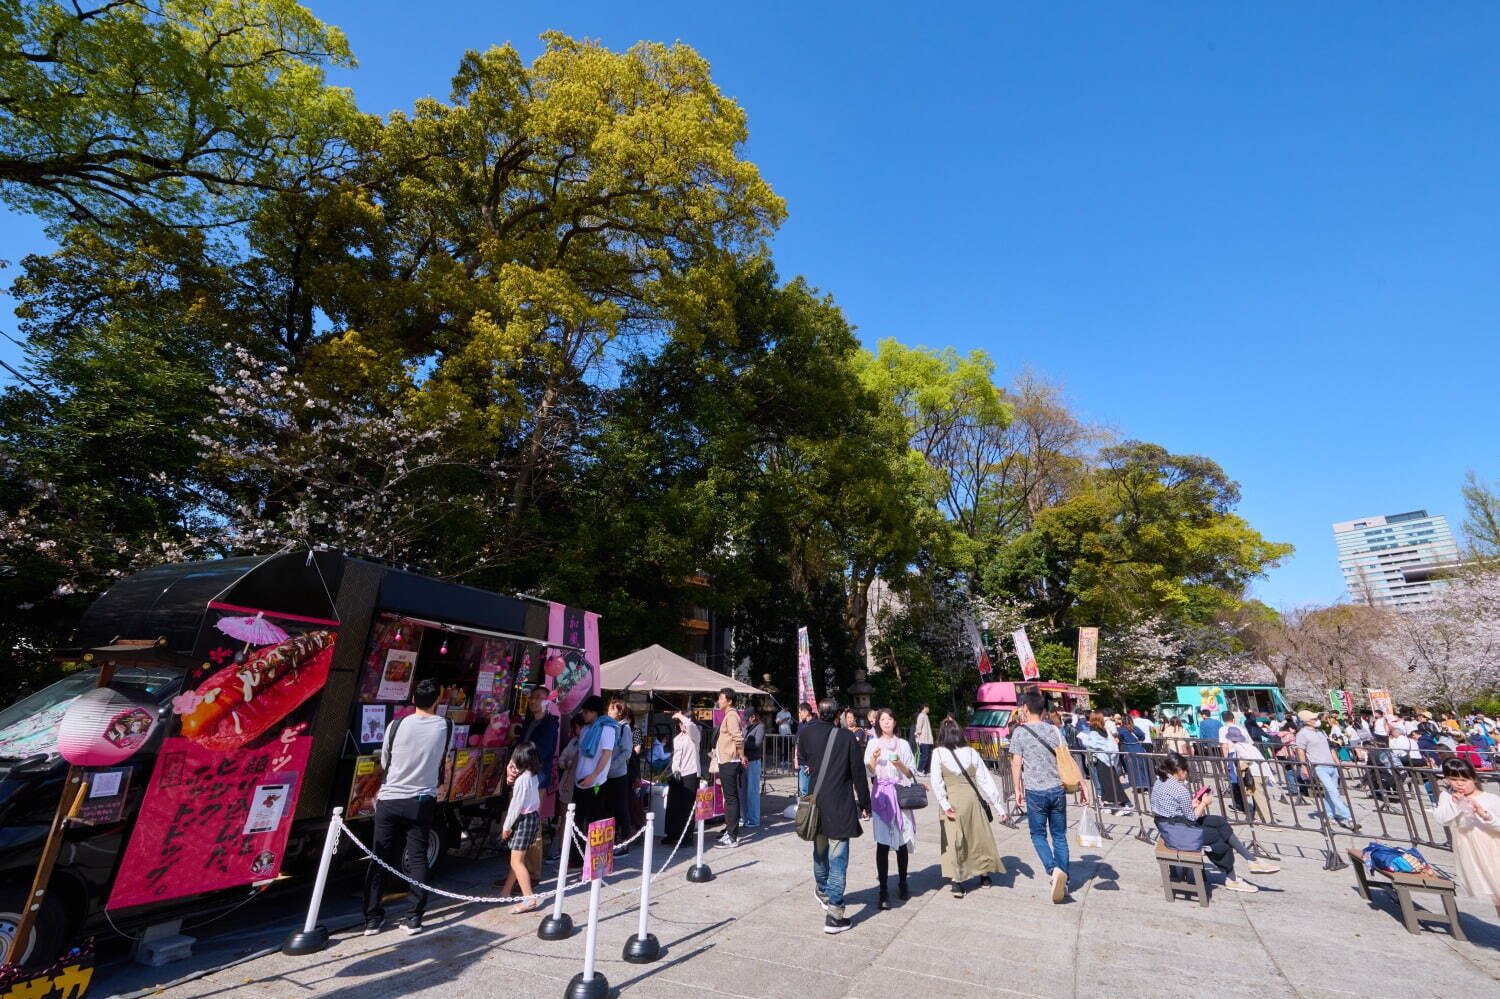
[107,729,313,908]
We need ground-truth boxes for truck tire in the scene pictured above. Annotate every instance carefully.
[0,883,67,969]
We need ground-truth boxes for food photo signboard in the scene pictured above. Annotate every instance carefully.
[107,604,338,910]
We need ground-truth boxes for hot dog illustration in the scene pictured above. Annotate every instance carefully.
[177,630,336,751]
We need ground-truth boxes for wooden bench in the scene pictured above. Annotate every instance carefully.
[1156,841,1209,907]
[1346,848,1466,941]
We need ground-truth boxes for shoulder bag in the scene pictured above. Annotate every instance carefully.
[888,741,928,809]
[795,728,841,842]
[944,747,992,823]
[1016,723,1084,793]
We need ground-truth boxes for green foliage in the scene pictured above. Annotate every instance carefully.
[985,441,1292,638]
[0,0,362,228]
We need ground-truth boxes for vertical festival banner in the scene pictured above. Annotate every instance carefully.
[1367,688,1393,716]
[796,626,816,708]
[1076,627,1099,682]
[541,603,601,819]
[976,644,993,676]
[1012,627,1039,681]
[1328,690,1354,714]
[109,605,337,909]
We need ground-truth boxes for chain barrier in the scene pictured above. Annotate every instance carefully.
[340,801,694,908]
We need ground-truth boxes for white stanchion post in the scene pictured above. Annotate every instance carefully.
[686,809,713,883]
[564,877,608,999]
[538,802,577,941]
[622,813,660,963]
[283,807,343,955]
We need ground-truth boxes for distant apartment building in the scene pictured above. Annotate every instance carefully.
[1332,510,1460,610]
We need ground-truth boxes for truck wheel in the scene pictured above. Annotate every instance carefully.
[0,884,67,969]
[424,823,446,874]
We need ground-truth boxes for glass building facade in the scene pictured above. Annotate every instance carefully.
[1332,510,1459,611]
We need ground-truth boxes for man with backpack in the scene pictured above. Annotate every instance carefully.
[1009,692,1088,903]
[363,678,452,936]
[796,698,871,934]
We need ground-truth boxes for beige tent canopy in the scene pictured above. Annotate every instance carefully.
[598,644,762,696]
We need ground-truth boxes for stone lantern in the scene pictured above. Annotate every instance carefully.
[848,669,875,711]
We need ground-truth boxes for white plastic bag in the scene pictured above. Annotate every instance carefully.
[1077,806,1105,847]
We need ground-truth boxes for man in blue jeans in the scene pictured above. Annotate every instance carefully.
[1009,692,1089,903]
[796,698,871,933]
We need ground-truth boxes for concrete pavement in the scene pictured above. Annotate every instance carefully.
[95,776,1500,998]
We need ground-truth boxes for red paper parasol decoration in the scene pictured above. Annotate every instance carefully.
[215,612,290,661]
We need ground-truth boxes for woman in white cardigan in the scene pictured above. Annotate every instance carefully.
[864,707,917,908]
[930,719,1004,897]
[1433,757,1500,918]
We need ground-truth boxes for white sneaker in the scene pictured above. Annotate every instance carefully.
[1050,868,1068,903]
[1223,878,1259,893]
[1247,862,1280,875]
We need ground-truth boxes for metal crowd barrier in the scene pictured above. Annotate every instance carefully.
[979,735,1497,871]
[761,734,796,777]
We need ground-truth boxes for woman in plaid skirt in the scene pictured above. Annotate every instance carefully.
[498,741,544,913]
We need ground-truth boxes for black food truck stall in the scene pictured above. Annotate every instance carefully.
[0,552,600,968]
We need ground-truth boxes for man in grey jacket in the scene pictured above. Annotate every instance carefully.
[363,678,452,936]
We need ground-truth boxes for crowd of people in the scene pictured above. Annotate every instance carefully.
[358,678,1500,940]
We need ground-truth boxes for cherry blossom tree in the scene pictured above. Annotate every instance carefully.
[1382,568,1500,711]
[193,347,509,577]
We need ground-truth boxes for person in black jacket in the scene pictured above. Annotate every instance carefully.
[796,698,872,934]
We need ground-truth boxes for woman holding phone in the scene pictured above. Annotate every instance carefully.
[1149,751,1279,893]
[1433,757,1500,919]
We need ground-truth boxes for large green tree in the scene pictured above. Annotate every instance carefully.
[0,0,361,227]
[554,261,936,696]
[985,441,1293,638]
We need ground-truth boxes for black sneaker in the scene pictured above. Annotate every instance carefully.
[363,919,383,936]
[402,917,423,935]
[824,914,852,934]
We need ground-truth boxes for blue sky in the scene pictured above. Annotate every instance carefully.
[3,2,1497,609]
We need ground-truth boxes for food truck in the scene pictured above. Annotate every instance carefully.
[964,680,1091,761]
[0,552,600,967]
[1158,684,1291,736]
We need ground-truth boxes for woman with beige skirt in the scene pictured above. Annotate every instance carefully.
[931,719,1003,897]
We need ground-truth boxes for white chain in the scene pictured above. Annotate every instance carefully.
[342,807,693,907]
[338,820,580,905]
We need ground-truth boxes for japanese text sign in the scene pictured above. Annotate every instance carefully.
[583,818,615,881]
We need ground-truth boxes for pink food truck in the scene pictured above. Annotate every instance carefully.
[964,681,1092,761]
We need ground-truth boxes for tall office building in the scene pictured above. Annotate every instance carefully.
[1332,510,1460,610]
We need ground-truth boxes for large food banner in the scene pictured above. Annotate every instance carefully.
[108,605,337,910]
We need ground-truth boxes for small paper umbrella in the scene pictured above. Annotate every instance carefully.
[215,612,289,646]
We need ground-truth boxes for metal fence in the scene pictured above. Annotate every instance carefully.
[981,736,1498,871]
[762,734,796,777]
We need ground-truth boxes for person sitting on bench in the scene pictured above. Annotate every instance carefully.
[1150,751,1279,893]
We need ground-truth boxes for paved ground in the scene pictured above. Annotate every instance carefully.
[95,776,1500,999]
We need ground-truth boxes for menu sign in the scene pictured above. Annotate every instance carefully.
[694,786,716,821]
[347,755,380,819]
[75,767,132,826]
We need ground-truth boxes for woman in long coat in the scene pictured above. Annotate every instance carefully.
[930,719,1003,897]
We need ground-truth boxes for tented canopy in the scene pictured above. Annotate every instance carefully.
[598,644,762,695]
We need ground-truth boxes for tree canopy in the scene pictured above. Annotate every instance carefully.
[0,15,1307,708]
